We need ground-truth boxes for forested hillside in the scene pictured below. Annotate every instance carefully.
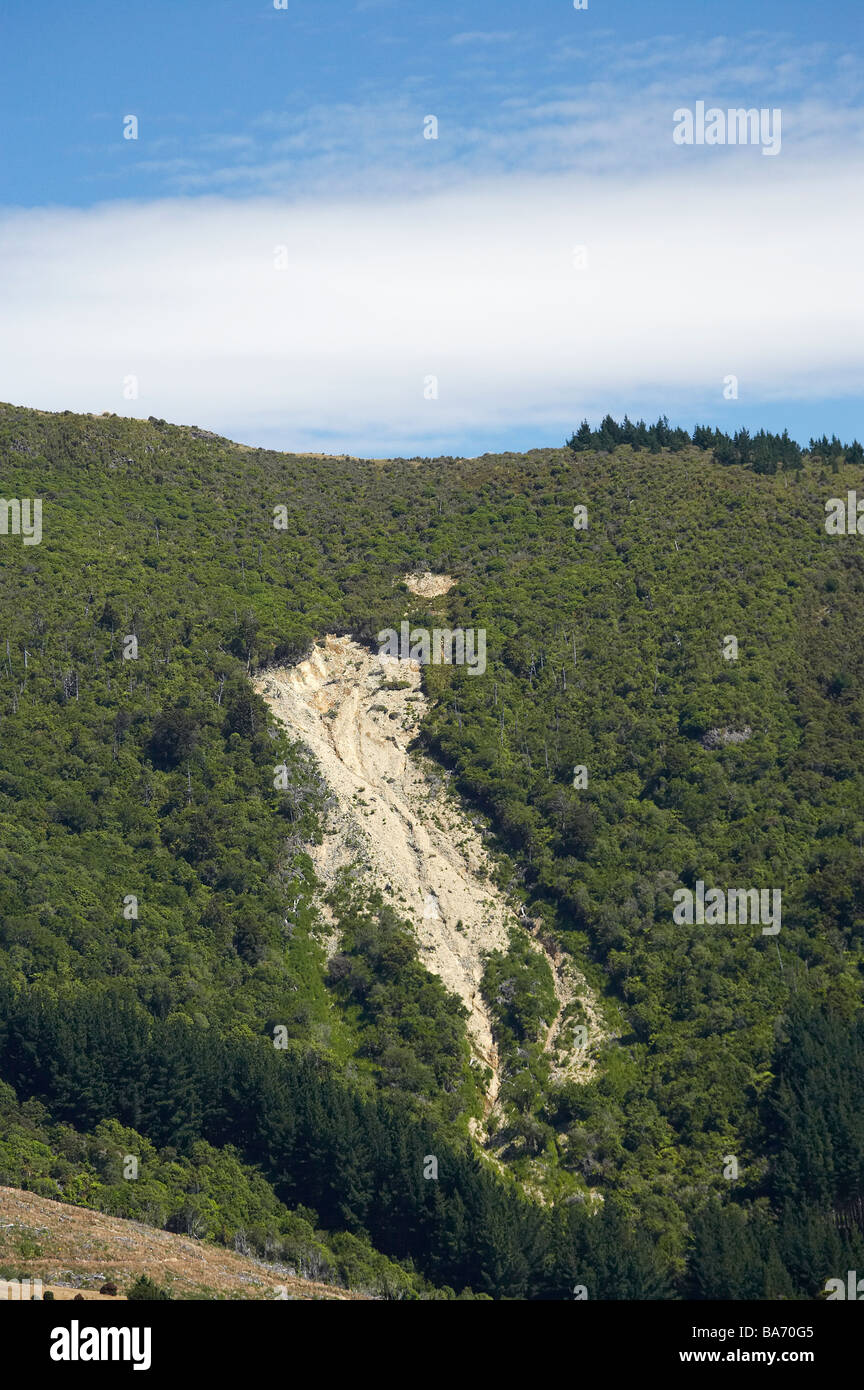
[0,400,862,1298]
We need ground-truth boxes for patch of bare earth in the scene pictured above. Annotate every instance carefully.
[256,637,507,1110]
[503,917,603,1086]
[402,571,456,598]
[255,637,606,1126]
[0,1187,363,1301]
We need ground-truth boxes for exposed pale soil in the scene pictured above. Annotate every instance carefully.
[255,637,605,1116]
[402,571,457,598]
[256,637,507,1105]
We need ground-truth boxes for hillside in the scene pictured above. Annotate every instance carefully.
[0,400,863,1298]
[0,1186,362,1300]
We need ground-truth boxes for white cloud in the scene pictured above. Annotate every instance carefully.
[1,157,862,455]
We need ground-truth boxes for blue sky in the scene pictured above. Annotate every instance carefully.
[1,0,862,455]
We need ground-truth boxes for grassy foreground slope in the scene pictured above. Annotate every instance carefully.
[0,1185,366,1301]
[0,401,862,1298]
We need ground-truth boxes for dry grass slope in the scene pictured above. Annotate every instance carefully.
[0,1187,365,1301]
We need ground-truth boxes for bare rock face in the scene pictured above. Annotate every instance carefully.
[701,726,752,749]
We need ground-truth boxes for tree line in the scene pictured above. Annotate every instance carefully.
[567,414,864,472]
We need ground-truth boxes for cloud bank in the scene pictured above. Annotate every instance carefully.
[1,157,862,456]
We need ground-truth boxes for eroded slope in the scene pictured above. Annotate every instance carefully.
[256,637,508,1100]
[256,636,604,1114]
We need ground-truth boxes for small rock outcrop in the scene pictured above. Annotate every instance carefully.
[701,726,752,749]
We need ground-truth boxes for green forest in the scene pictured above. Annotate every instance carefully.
[0,400,862,1298]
